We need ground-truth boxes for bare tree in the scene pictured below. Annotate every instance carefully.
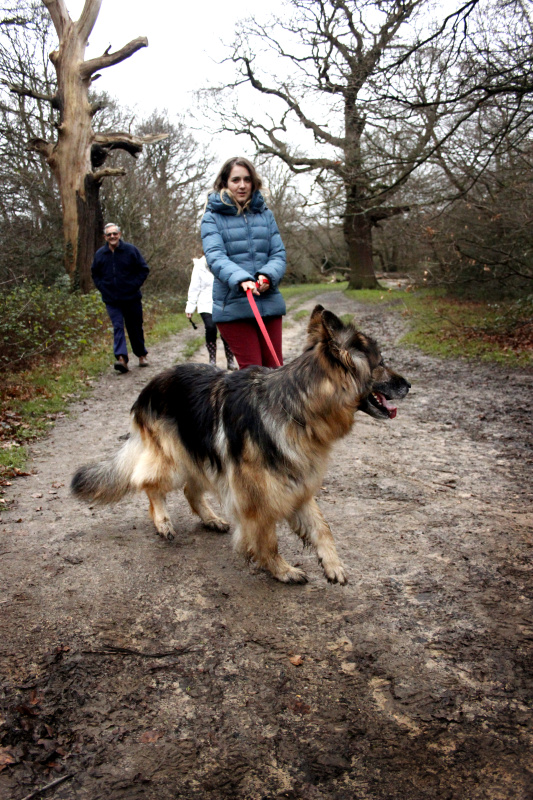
[5,0,166,291]
[205,0,533,289]
[205,0,447,288]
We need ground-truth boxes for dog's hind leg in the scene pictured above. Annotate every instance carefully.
[145,487,176,541]
[183,477,229,533]
[289,499,347,585]
[234,516,308,584]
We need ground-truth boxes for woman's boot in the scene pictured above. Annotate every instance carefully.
[206,341,217,366]
[223,338,237,371]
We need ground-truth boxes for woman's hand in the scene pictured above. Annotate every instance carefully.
[186,312,192,318]
[256,274,270,293]
[240,280,259,295]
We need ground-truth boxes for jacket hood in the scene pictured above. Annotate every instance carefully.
[205,190,267,215]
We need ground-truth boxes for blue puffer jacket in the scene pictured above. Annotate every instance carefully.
[201,190,286,323]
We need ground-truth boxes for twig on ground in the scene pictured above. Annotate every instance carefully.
[83,644,193,658]
[19,772,74,800]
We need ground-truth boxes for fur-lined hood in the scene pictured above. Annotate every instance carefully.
[205,190,267,216]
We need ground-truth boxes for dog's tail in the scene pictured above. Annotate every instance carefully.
[71,428,144,505]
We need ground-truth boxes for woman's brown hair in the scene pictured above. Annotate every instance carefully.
[213,157,263,212]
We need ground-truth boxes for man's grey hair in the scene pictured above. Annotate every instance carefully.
[104,222,121,233]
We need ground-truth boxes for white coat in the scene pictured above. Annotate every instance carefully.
[185,256,214,315]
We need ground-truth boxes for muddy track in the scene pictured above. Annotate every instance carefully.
[1,291,532,799]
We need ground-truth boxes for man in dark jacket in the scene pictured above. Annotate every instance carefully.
[91,223,150,373]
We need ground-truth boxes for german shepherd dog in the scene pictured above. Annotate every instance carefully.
[72,306,410,584]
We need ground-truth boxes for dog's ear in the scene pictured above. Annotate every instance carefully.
[308,306,345,344]
[321,309,345,339]
[307,305,325,343]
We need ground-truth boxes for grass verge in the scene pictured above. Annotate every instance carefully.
[345,286,533,367]
[0,300,190,480]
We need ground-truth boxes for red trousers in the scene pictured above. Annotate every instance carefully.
[216,317,283,369]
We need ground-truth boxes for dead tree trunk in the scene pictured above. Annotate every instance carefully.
[10,0,166,291]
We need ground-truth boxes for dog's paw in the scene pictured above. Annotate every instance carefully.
[323,563,347,585]
[277,565,309,584]
[204,517,230,533]
[155,522,176,541]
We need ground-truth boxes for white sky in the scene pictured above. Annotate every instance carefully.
[65,0,288,161]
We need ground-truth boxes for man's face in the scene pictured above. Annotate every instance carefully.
[105,227,121,248]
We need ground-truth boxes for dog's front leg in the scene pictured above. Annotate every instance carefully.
[234,517,308,584]
[289,499,347,585]
[145,487,176,541]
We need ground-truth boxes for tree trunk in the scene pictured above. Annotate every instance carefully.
[76,174,104,291]
[344,195,379,290]
[47,15,95,289]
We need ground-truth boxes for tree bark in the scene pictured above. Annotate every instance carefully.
[344,201,378,290]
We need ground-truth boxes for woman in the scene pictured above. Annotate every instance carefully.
[185,253,236,370]
[200,157,286,368]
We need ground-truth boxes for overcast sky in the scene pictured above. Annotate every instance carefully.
[65,0,287,162]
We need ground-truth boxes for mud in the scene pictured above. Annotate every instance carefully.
[1,291,532,799]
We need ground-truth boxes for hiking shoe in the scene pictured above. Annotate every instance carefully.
[139,356,149,367]
[114,356,129,373]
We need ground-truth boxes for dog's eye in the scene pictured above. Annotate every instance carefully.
[378,358,385,367]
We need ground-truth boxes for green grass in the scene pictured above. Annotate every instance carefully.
[347,287,532,367]
[181,336,205,362]
[282,281,348,310]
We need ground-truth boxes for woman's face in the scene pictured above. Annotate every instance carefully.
[227,164,253,206]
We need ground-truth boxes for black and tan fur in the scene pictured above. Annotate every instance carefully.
[71,306,410,584]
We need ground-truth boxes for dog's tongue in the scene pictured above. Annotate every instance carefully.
[376,393,397,419]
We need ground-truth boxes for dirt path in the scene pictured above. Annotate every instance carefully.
[1,291,532,800]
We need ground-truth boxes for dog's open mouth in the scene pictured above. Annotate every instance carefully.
[369,392,398,419]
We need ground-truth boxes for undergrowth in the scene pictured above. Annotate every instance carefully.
[346,287,533,366]
[0,288,188,479]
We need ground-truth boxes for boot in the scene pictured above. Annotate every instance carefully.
[223,338,237,370]
[206,341,217,366]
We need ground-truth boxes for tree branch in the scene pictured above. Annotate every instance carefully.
[80,37,148,80]
[94,130,168,158]
[27,137,54,158]
[76,0,103,42]
[42,0,70,39]
[240,56,345,148]
[5,81,59,108]
[92,167,127,182]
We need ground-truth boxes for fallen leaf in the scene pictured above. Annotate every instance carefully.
[289,654,303,666]
[29,689,41,705]
[289,699,310,714]
[0,747,15,769]
[32,493,43,498]
[140,730,164,743]
[341,661,356,674]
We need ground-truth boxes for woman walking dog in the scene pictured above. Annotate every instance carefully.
[201,157,286,369]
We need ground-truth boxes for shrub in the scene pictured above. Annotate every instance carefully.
[0,282,107,373]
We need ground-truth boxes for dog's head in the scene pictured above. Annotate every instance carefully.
[307,305,410,420]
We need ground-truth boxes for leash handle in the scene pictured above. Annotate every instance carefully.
[246,288,281,367]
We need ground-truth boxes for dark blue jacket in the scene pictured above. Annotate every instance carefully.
[201,190,286,323]
[91,240,149,305]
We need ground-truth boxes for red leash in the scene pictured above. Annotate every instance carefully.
[246,286,282,367]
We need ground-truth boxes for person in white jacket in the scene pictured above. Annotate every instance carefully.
[185,255,236,369]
